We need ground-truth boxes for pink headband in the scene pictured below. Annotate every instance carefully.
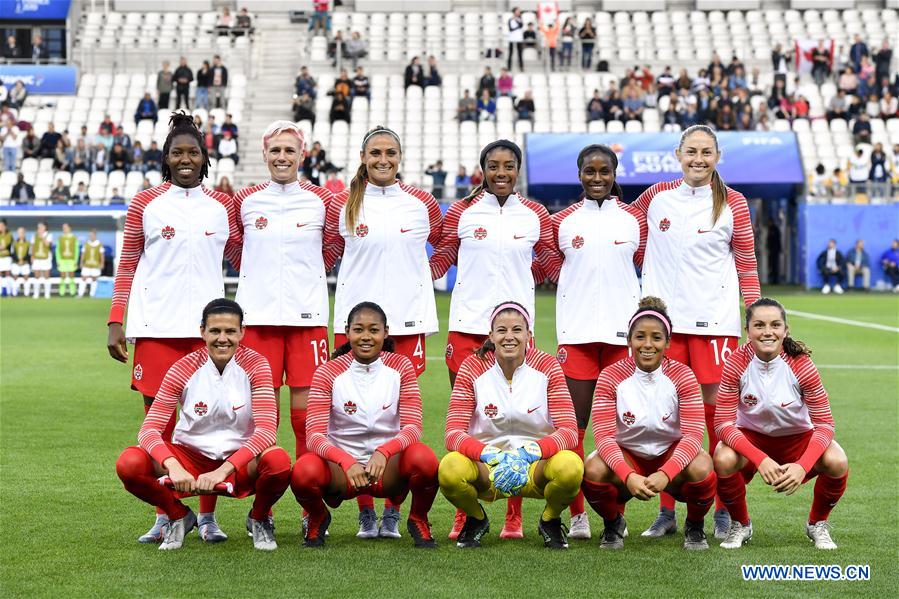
[628,310,671,337]
[490,302,532,330]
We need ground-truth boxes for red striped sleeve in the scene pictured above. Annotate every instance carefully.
[530,350,578,457]
[444,355,489,460]
[621,199,649,269]
[657,359,704,481]
[108,183,169,325]
[205,186,243,272]
[323,189,347,271]
[726,188,760,306]
[631,178,682,217]
[786,353,835,473]
[306,355,358,471]
[522,197,563,284]
[299,180,336,270]
[227,346,278,469]
[592,359,638,482]
[548,200,581,283]
[714,344,768,466]
[375,353,423,458]
[138,349,206,464]
[429,198,468,279]
[399,182,443,246]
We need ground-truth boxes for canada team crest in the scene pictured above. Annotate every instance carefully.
[571,235,584,249]
[445,344,453,359]
[742,394,759,407]
[658,218,671,232]
[484,403,499,418]
[161,226,175,240]
[194,401,208,416]
[343,400,358,415]
[556,347,568,363]
[474,227,488,240]
[255,216,268,230]
[622,411,636,425]
[355,224,369,238]
[133,364,143,380]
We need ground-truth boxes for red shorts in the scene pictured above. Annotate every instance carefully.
[556,342,630,381]
[334,333,426,376]
[445,331,487,374]
[666,333,739,385]
[242,325,329,388]
[132,338,205,397]
[620,443,677,478]
[161,441,258,499]
[738,428,818,483]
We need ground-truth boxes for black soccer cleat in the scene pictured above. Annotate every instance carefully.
[407,516,437,549]
[600,514,627,550]
[303,511,331,548]
[537,517,569,549]
[456,506,490,549]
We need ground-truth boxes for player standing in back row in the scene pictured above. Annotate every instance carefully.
[632,125,760,539]
[78,229,105,298]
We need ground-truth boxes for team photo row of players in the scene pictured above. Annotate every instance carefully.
[108,113,847,551]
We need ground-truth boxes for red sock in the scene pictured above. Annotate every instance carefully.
[290,408,307,458]
[397,442,438,520]
[681,471,717,523]
[384,498,401,511]
[357,495,375,511]
[717,472,749,525]
[703,403,724,511]
[660,492,676,510]
[506,495,522,517]
[809,472,848,523]
[290,453,331,518]
[569,428,586,516]
[251,448,292,520]
[116,446,189,520]
[144,402,177,516]
[581,479,621,521]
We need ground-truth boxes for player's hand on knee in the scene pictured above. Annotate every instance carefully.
[107,323,128,362]
[773,463,805,495]
[164,459,196,493]
[365,451,387,483]
[645,471,669,494]
[757,457,782,485]
[625,473,655,500]
[346,463,369,490]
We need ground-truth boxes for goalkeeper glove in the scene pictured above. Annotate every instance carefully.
[480,445,503,466]
[491,453,530,495]
[517,441,542,464]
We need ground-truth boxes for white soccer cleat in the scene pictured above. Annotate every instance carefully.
[568,512,592,540]
[249,517,278,551]
[821,284,831,294]
[806,521,837,550]
[159,510,197,550]
[833,284,844,294]
[720,520,752,549]
[357,508,379,539]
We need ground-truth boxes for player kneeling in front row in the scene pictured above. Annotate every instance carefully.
[714,298,848,550]
[290,301,439,548]
[115,299,291,551]
[439,301,582,549]
[582,297,716,550]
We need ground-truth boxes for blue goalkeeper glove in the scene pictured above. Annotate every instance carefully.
[517,441,542,464]
[480,445,503,466]
[491,452,530,495]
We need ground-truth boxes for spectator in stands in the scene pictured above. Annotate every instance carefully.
[328,91,350,125]
[622,85,645,122]
[31,33,47,65]
[425,56,441,87]
[292,92,315,125]
[217,130,239,164]
[4,35,21,62]
[809,163,828,197]
[234,8,253,37]
[134,93,158,125]
[847,147,870,196]
[716,102,737,130]
[771,43,791,75]
[880,91,898,119]
[477,67,496,98]
[864,92,880,118]
[72,182,90,204]
[139,177,151,191]
[310,0,330,36]
[811,40,832,87]
[11,173,34,204]
[327,30,345,67]
[587,89,604,122]
[457,89,477,122]
[470,166,483,187]
[302,141,327,186]
[404,56,425,89]
[827,168,848,199]
[156,61,173,110]
[728,65,748,92]
[143,141,162,172]
[221,113,238,140]
[838,66,859,95]
[454,165,470,199]
[216,7,233,36]
[351,67,370,101]
[680,98,700,128]
[827,89,850,121]
[324,169,345,194]
[333,68,351,98]
[845,239,871,291]
[578,18,596,70]
[345,31,368,69]
[109,187,125,204]
[295,66,317,98]
[558,17,576,70]
[109,142,131,173]
[849,34,869,73]
[173,57,193,110]
[603,87,624,122]
[736,111,754,131]
[50,179,71,204]
[522,22,538,55]
[514,90,535,122]
[195,60,211,110]
[869,143,891,201]
[656,66,675,98]
[92,143,106,173]
[817,239,844,294]
[215,176,235,197]
[675,68,691,91]
[497,67,513,97]
[203,115,218,152]
[540,16,560,71]
[113,125,131,152]
[873,40,892,82]
[53,139,71,171]
[0,83,7,106]
[477,89,496,122]
[852,112,872,144]
[130,140,144,173]
[210,55,228,109]
[8,80,26,109]
[881,240,899,292]
[424,161,447,199]
[21,126,39,160]
[507,7,525,71]
[71,138,90,173]
[1,118,17,171]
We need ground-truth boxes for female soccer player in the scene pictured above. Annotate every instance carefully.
[582,297,716,550]
[30,221,52,299]
[714,298,848,550]
[324,126,442,538]
[633,124,760,539]
[115,299,291,551]
[107,112,241,543]
[439,302,582,550]
[290,301,440,549]
[549,144,647,540]
[233,120,335,460]
[430,139,561,540]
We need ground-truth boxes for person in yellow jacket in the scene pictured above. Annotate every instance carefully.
[79,229,105,297]
[11,226,31,296]
[55,222,80,297]
[30,221,52,299]
[0,219,12,296]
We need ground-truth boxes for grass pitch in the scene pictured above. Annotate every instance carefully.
[1,289,896,597]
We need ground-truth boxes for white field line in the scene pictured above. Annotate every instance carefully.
[786,309,899,334]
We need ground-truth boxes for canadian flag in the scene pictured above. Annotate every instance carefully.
[537,1,559,26]
[795,38,834,74]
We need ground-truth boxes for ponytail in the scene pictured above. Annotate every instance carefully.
[462,182,485,205]
[344,162,368,233]
[474,338,495,361]
[710,169,727,227]
[782,336,812,358]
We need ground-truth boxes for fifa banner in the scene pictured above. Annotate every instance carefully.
[0,65,77,94]
[525,132,804,201]
[0,0,72,20]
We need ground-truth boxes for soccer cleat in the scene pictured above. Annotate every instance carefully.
[720,520,753,549]
[378,506,402,539]
[833,284,844,294]
[247,511,275,537]
[407,517,437,549]
[641,507,677,537]
[304,511,332,548]
[568,511,592,540]
[806,521,837,550]
[448,509,466,540]
[159,510,197,550]
[600,515,627,550]
[537,517,569,550]
[713,508,731,540]
[138,514,170,543]
[821,284,831,294]
[357,507,379,539]
[683,519,709,550]
[457,506,490,549]
[249,516,277,551]
[198,513,228,543]
[499,512,523,539]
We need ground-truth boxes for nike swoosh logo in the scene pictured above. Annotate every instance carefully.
[662,413,671,421]
[382,404,392,410]
[614,240,626,245]
[780,401,794,408]
[513,235,526,240]
[296,223,307,228]
[205,231,215,236]
[400,228,412,233]
[233,404,246,411]
[527,407,540,414]
[697,228,713,234]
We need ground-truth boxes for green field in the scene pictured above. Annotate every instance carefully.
[1,290,896,598]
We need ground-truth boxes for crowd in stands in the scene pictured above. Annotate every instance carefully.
[816,238,899,293]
